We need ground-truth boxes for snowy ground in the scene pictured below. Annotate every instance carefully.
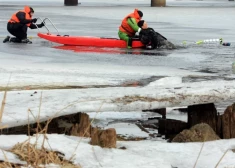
[1,134,235,168]
[1,0,235,167]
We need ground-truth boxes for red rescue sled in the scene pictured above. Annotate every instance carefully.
[38,33,144,48]
[37,18,144,48]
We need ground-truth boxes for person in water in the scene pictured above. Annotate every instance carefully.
[3,6,45,44]
[137,20,176,49]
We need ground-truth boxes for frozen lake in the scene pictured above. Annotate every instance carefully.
[1,2,235,168]
[0,0,235,112]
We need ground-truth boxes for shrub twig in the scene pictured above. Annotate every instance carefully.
[215,149,229,168]
[69,100,105,162]
[0,73,11,123]
[193,142,204,168]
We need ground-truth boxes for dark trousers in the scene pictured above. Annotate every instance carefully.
[7,22,28,42]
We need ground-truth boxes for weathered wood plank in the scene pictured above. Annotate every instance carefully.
[151,0,166,7]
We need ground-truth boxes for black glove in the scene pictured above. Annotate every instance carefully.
[37,22,45,28]
[31,18,37,23]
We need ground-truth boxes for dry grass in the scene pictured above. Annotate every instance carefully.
[0,91,82,168]
[0,161,23,168]
[0,162,14,168]
[0,126,81,168]
[10,142,80,168]
[0,127,82,168]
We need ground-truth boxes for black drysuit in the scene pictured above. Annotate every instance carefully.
[139,28,169,49]
[7,11,42,42]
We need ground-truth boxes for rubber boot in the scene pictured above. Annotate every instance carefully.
[21,38,32,44]
[127,37,133,49]
[9,37,21,43]
[3,36,10,43]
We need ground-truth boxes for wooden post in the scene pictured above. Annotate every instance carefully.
[90,128,116,148]
[158,119,188,140]
[188,103,218,133]
[222,103,235,139]
[64,0,78,6]
[70,112,91,137]
[151,0,166,7]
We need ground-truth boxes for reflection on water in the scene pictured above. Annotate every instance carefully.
[53,45,169,56]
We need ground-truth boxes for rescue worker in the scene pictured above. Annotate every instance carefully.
[3,6,45,44]
[137,20,176,49]
[118,9,143,48]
